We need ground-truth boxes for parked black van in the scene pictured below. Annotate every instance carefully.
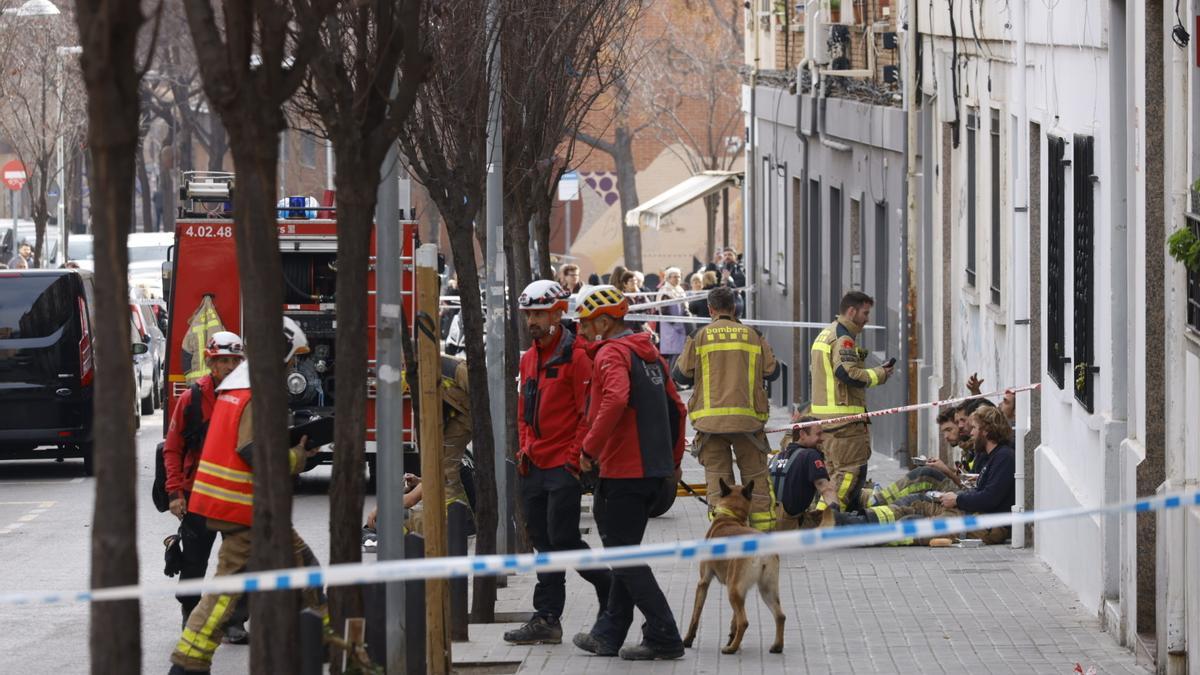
[0,269,97,474]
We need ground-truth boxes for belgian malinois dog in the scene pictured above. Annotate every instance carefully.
[682,478,785,654]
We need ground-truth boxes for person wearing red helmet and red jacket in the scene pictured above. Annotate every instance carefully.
[504,280,613,646]
[570,285,688,662]
[161,331,249,641]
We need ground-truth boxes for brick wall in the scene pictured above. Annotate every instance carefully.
[765,0,900,89]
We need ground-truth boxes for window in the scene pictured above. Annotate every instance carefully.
[1046,135,1067,389]
[802,179,822,401]
[774,162,788,290]
[875,201,889,351]
[829,185,843,316]
[300,132,318,168]
[762,156,772,276]
[966,107,978,287]
[990,109,1002,306]
[1073,135,1096,412]
[1187,215,1200,333]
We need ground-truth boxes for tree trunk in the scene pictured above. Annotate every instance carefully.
[227,137,297,675]
[530,207,551,280]
[445,211,499,621]
[326,174,373,655]
[32,164,50,268]
[613,126,642,270]
[208,113,227,172]
[703,193,719,264]
[74,1,144,671]
[68,148,84,234]
[137,151,154,232]
[160,167,176,232]
[179,117,194,174]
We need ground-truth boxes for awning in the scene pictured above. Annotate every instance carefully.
[624,170,743,230]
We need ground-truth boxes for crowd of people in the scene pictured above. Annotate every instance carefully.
[158,259,1021,671]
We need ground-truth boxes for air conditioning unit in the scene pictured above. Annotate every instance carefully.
[805,0,830,63]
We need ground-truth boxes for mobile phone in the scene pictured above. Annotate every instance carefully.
[884,357,897,368]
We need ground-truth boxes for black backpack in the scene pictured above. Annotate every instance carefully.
[152,383,208,512]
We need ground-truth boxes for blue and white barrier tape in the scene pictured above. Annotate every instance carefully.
[3,488,1197,607]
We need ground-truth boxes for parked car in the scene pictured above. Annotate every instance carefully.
[130,309,156,415]
[0,220,61,268]
[133,300,166,410]
[0,269,96,474]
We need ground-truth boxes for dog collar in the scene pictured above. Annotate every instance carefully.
[712,506,744,522]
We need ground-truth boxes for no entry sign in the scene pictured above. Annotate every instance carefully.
[3,160,27,191]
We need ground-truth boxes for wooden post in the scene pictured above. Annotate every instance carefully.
[415,243,450,673]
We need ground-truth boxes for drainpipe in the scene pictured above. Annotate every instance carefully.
[1010,0,1029,549]
[816,71,852,152]
[746,7,760,318]
[902,0,920,464]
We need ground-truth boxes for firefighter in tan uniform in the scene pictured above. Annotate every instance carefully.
[367,354,472,534]
[672,286,780,531]
[809,291,894,513]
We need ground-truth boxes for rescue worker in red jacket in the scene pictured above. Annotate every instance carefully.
[162,331,249,640]
[570,286,688,662]
[503,280,613,646]
[169,318,323,675]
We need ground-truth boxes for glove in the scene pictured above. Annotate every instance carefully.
[163,532,184,578]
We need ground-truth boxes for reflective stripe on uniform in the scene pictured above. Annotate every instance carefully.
[867,368,879,386]
[869,506,895,524]
[192,479,254,506]
[185,314,223,381]
[811,340,867,416]
[175,594,232,662]
[696,341,768,422]
[197,459,252,485]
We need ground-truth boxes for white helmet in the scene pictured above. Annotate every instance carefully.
[518,279,569,312]
[205,331,245,359]
[283,316,310,363]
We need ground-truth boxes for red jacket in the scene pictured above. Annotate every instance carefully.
[581,330,686,479]
[163,374,217,498]
[517,325,592,469]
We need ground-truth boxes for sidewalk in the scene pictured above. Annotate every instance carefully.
[452,399,1147,674]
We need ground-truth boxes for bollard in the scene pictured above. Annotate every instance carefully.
[363,583,386,667]
[405,532,428,674]
[448,501,471,641]
[298,607,324,675]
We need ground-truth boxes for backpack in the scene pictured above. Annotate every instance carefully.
[152,383,207,512]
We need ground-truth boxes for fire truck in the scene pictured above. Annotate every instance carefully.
[162,172,417,485]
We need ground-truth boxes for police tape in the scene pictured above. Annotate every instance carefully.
[2,486,1197,608]
[625,313,886,331]
[762,383,1040,435]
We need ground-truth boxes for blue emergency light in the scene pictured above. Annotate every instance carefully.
[277,195,319,219]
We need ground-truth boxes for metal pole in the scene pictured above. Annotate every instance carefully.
[1010,0,1030,549]
[484,0,509,554]
[376,142,408,674]
[746,15,759,318]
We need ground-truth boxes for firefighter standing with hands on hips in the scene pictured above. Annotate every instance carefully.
[502,280,613,646]
[169,318,326,675]
[162,331,249,642]
[571,286,689,662]
[672,285,780,531]
[809,291,894,513]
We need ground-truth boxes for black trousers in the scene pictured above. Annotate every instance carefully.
[590,477,682,649]
[520,465,612,621]
[177,507,248,624]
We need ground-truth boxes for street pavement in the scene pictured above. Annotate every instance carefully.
[0,398,1149,673]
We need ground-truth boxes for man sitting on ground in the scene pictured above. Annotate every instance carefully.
[768,417,840,530]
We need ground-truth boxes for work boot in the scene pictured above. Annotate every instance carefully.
[167,664,209,675]
[223,621,249,645]
[618,641,685,661]
[502,616,562,645]
[572,631,619,656]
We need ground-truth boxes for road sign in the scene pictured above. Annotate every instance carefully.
[3,160,27,191]
[557,170,579,201]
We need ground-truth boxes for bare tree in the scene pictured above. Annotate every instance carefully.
[0,9,86,265]
[638,0,743,260]
[182,2,332,671]
[73,1,157,672]
[399,0,500,620]
[292,0,431,659]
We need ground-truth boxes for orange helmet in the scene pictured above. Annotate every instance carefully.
[576,285,628,320]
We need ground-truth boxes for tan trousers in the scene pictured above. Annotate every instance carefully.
[696,431,773,530]
[171,527,326,671]
[442,412,472,507]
